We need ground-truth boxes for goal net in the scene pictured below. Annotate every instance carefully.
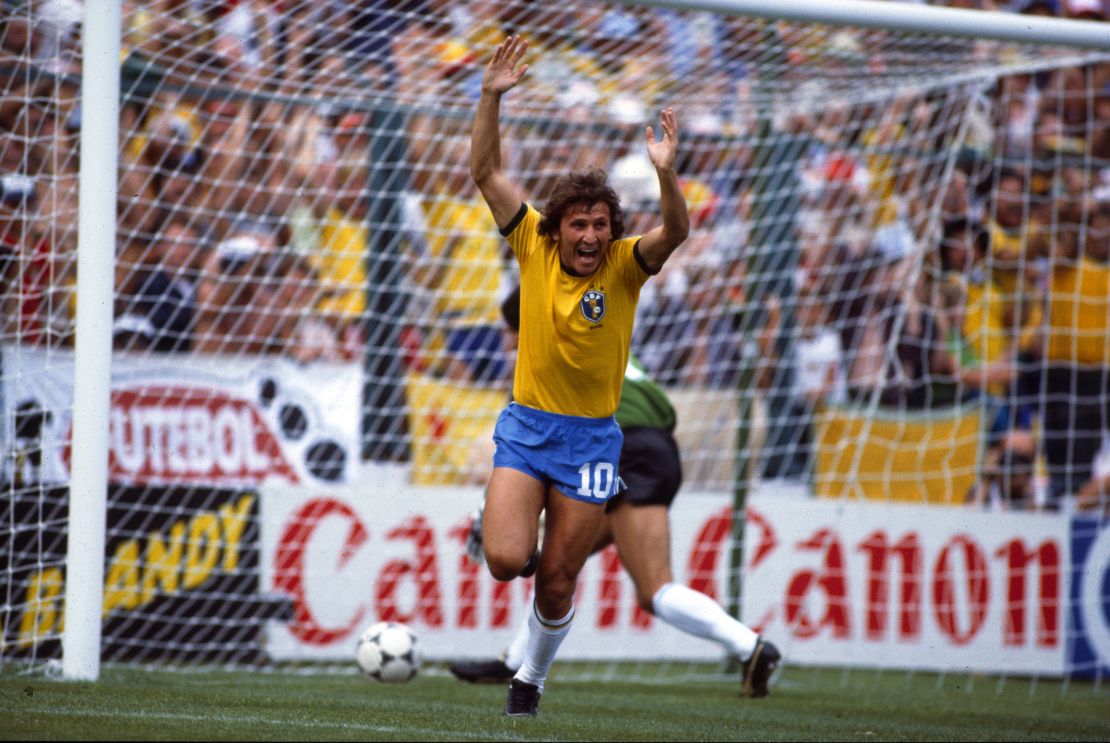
[1,0,1108,686]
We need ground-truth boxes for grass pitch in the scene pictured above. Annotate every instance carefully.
[2,663,1108,741]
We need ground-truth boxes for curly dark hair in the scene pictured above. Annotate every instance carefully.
[537,169,625,240]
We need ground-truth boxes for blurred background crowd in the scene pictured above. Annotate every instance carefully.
[0,0,1108,509]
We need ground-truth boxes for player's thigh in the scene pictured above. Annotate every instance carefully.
[609,503,674,603]
[590,516,615,554]
[484,466,545,562]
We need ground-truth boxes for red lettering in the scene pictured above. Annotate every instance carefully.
[66,387,300,485]
[449,522,480,628]
[688,507,732,602]
[744,507,778,571]
[490,577,533,628]
[274,498,368,645]
[592,546,652,629]
[375,516,445,627]
[995,538,1060,648]
[858,531,922,640]
[490,580,512,628]
[932,535,989,645]
[784,528,850,639]
[598,546,621,629]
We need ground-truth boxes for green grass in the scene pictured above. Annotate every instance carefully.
[2,663,1108,741]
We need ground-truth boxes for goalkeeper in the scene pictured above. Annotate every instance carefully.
[451,286,781,700]
[470,34,689,717]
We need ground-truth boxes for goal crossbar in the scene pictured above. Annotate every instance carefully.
[620,0,1110,50]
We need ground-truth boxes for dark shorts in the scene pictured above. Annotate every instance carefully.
[606,426,683,512]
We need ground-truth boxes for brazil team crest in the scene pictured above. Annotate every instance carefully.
[580,290,606,323]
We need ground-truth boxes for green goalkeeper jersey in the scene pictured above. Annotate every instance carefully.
[616,355,676,433]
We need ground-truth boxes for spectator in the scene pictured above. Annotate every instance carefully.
[414,136,509,384]
[1076,472,1110,516]
[314,163,370,359]
[879,273,956,410]
[117,217,205,353]
[933,276,1032,442]
[1086,199,1110,264]
[392,9,481,102]
[245,251,339,362]
[495,6,603,108]
[331,110,372,171]
[132,0,212,86]
[938,216,988,279]
[953,170,1043,430]
[579,6,667,121]
[965,429,1043,511]
[993,71,1043,160]
[193,220,279,353]
[0,15,39,70]
[684,255,781,390]
[194,94,249,240]
[823,228,954,410]
[1031,192,1110,506]
[0,170,45,342]
[1064,0,1107,19]
[775,287,848,479]
[1011,0,1060,16]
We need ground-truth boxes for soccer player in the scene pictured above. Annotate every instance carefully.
[451,286,782,700]
[470,34,689,716]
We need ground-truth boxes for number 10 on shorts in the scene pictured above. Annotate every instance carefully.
[577,462,615,499]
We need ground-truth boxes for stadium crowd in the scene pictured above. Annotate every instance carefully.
[0,0,1108,510]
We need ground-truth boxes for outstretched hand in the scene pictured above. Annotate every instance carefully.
[482,35,530,95]
[646,107,679,172]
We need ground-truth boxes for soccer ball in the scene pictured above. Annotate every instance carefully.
[355,621,421,683]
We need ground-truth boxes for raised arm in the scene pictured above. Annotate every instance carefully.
[471,35,529,229]
[636,107,690,272]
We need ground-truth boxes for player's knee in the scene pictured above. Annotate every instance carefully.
[534,584,574,621]
[535,561,578,602]
[483,544,526,581]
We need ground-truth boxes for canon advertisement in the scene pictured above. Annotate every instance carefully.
[259,478,1109,677]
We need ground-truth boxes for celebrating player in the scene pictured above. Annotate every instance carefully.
[470,34,690,717]
[451,286,782,700]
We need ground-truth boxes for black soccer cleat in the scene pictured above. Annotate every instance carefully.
[504,678,541,717]
[741,637,781,699]
[450,658,515,684]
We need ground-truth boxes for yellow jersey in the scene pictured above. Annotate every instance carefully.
[315,206,368,318]
[1046,257,1110,366]
[422,195,503,327]
[504,203,652,418]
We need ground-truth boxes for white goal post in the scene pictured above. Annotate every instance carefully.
[62,0,121,683]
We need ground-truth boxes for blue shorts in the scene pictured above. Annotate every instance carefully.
[493,402,624,504]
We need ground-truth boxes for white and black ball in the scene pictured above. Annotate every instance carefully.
[355,621,421,683]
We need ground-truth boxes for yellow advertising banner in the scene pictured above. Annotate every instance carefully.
[814,404,983,504]
[406,375,505,485]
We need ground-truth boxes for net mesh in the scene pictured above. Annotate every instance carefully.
[1,0,1108,686]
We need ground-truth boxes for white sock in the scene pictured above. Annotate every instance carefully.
[652,582,759,660]
[502,614,530,671]
[513,601,574,693]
